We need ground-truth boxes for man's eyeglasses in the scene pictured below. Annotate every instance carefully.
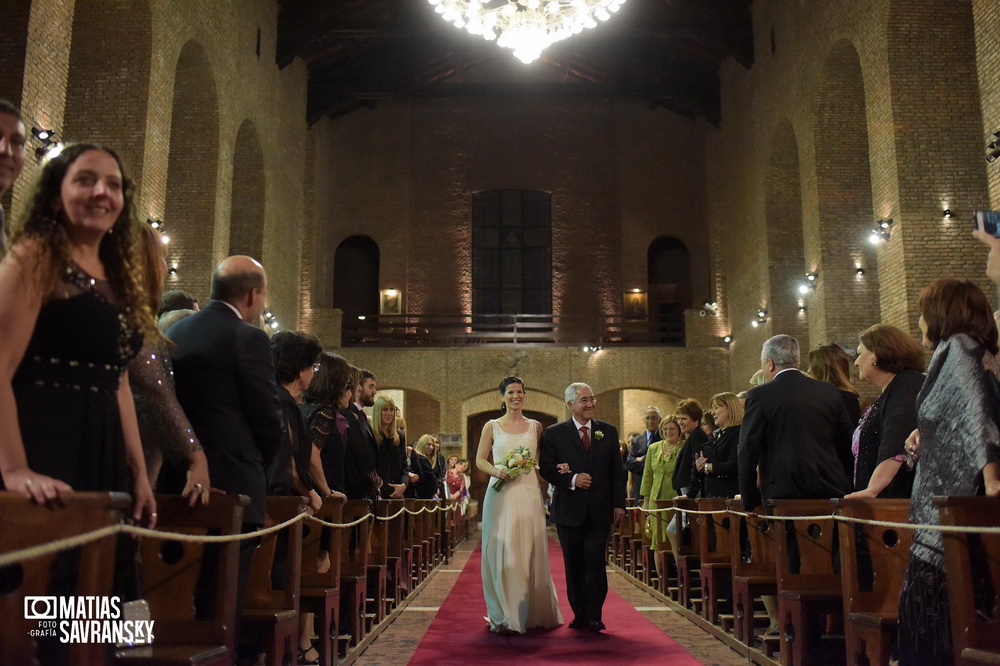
[575,397,597,405]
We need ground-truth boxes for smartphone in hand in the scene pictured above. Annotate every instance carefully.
[974,211,1000,238]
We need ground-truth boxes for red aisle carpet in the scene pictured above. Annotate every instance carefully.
[408,535,701,665]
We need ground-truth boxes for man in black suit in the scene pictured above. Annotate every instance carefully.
[168,255,283,660]
[626,406,662,501]
[540,382,626,632]
[738,334,853,513]
[341,367,380,501]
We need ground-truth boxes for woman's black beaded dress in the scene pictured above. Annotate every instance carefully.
[5,266,142,492]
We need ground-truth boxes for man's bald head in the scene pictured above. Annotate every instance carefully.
[211,256,267,318]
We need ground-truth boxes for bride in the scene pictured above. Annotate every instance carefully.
[476,376,563,634]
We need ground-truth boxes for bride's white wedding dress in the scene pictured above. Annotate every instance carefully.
[481,420,563,633]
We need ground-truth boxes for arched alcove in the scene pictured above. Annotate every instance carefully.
[765,121,808,350]
[812,39,878,347]
[647,236,690,345]
[333,235,380,326]
[229,119,265,259]
[164,40,220,302]
[64,0,152,191]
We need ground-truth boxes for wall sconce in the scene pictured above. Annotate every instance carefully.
[722,334,733,345]
[986,132,1000,163]
[750,308,768,328]
[262,309,279,330]
[581,345,603,353]
[798,305,807,313]
[943,209,954,219]
[31,127,61,159]
[167,264,178,276]
[797,272,818,295]
[146,218,170,244]
[868,219,893,245]
[703,301,719,312]
[855,267,865,276]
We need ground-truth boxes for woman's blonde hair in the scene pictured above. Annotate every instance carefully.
[372,394,400,446]
[709,392,744,427]
[415,433,436,458]
[658,414,681,438]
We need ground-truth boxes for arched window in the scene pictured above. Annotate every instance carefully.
[333,235,380,320]
[472,190,552,316]
[647,236,691,346]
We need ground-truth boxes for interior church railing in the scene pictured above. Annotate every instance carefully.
[340,313,686,347]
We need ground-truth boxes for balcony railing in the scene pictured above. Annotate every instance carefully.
[340,313,686,347]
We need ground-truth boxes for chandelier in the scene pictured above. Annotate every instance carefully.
[427,0,627,64]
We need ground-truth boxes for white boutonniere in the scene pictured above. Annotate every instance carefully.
[593,430,604,441]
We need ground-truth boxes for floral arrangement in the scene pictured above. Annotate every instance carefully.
[492,445,538,491]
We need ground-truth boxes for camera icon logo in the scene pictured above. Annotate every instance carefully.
[24,596,57,620]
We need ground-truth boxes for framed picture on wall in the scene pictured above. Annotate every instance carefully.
[623,290,647,320]
[379,289,402,316]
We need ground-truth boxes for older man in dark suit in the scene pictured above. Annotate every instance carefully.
[168,255,283,661]
[626,405,662,501]
[540,382,627,632]
[738,334,853,513]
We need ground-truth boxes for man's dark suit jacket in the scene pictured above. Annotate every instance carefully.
[168,301,283,525]
[540,419,627,526]
[626,430,662,499]
[341,406,378,501]
[737,369,853,511]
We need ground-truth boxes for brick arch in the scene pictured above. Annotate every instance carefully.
[884,0,989,330]
[811,38,879,349]
[229,119,265,260]
[164,40,220,302]
[63,0,151,192]
[764,120,808,350]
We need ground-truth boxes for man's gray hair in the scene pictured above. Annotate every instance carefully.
[761,334,800,368]
[564,382,592,403]
[643,405,661,416]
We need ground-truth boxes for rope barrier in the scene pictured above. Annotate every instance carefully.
[632,504,1000,534]
[0,500,456,569]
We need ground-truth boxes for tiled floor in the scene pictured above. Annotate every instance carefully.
[357,528,748,665]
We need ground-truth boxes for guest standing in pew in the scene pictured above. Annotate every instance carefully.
[373,393,408,499]
[168,255,283,664]
[302,352,353,498]
[738,334,853,511]
[341,366,380,501]
[412,434,442,499]
[896,279,1000,666]
[808,343,863,429]
[269,329,324,666]
[627,405,662,502]
[844,324,923,499]
[692,392,742,499]
[0,142,158,517]
[673,398,707,498]
[131,220,210,503]
[640,414,682,559]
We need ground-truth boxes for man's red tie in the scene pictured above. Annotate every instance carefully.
[580,426,591,452]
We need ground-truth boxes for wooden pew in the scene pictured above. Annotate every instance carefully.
[652,499,678,599]
[0,491,130,666]
[366,501,389,629]
[299,495,346,666]
[439,499,455,564]
[403,499,423,587]
[243,495,305,666]
[338,500,372,652]
[423,500,440,569]
[935,496,1000,665]
[611,504,631,570]
[769,499,844,666]
[628,504,651,583]
[672,498,702,610]
[833,498,911,666]
[379,499,406,615]
[727,499,778,647]
[697,498,734,625]
[116,493,248,666]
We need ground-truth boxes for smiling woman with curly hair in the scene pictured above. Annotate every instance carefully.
[0,143,157,529]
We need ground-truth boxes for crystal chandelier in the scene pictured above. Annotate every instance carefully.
[428,0,627,64]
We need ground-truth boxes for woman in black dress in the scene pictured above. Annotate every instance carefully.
[302,352,353,498]
[846,324,923,499]
[373,393,408,498]
[692,392,742,499]
[0,143,156,527]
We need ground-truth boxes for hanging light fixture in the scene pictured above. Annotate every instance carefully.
[427,0,628,64]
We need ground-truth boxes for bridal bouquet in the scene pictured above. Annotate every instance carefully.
[492,445,538,491]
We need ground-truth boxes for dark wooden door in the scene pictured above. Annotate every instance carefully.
[466,409,558,518]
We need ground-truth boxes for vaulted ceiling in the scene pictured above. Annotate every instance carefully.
[277,0,753,124]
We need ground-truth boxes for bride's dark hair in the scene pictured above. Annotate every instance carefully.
[498,376,524,413]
